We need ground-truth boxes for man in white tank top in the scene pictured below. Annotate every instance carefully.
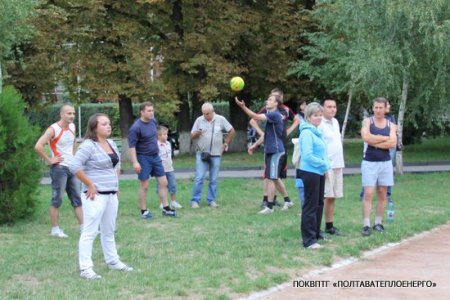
[35,104,83,238]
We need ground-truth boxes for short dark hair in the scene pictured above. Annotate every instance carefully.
[60,103,74,113]
[140,101,154,112]
[373,97,388,107]
[270,88,284,102]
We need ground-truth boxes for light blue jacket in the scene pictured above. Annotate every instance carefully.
[299,122,331,175]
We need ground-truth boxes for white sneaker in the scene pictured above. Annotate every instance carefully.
[307,243,322,250]
[208,201,219,208]
[258,207,274,215]
[159,203,163,210]
[51,230,69,238]
[281,201,294,211]
[171,201,183,209]
[107,261,134,272]
[191,202,200,208]
[80,268,102,280]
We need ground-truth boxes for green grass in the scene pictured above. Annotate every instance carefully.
[1,173,450,299]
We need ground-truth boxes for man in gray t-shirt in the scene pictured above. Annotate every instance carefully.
[190,102,235,208]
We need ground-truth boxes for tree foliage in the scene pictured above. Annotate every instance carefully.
[291,0,450,144]
[0,86,41,224]
[0,0,35,92]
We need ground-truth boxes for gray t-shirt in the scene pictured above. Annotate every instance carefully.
[191,114,233,156]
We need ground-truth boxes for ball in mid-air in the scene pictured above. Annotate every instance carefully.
[230,76,245,91]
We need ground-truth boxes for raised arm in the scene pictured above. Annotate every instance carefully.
[235,97,267,122]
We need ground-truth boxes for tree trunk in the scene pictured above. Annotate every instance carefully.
[118,94,134,162]
[396,75,408,175]
[228,92,251,152]
[341,88,353,141]
[0,63,3,93]
[177,93,192,154]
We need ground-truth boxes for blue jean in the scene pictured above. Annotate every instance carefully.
[50,164,81,208]
[191,152,221,204]
[156,171,177,195]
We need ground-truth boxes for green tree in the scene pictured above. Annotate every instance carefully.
[148,0,313,152]
[0,86,41,224]
[291,0,450,172]
[0,0,35,93]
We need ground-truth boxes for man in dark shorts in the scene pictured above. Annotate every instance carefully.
[236,93,288,214]
[128,102,176,219]
[248,88,298,210]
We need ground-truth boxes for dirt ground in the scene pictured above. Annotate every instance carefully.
[246,222,450,300]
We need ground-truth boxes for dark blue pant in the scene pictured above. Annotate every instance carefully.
[299,170,325,248]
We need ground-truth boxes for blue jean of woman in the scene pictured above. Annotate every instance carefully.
[190,152,221,205]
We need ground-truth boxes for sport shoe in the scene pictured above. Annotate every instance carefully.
[260,200,268,208]
[162,208,177,217]
[373,224,385,233]
[361,226,371,236]
[141,210,153,219]
[258,207,274,215]
[208,201,219,208]
[51,230,69,238]
[171,201,183,209]
[307,243,322,250]
[80,268,102,280]
[325,226,342,236]
[281,201,294,211]
[191,202,200,208]
[107,261,134,272]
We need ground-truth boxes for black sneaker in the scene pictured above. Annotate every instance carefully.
[162,208,177,217]
[372,224,385,233]
[325,226,342,236]
[361,226,371,236]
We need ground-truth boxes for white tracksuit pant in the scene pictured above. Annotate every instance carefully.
[79,193,120,270]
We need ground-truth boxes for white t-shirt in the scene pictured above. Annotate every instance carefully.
[191,114,233,156]
[158,140,174,172]
[319,117,345,169]
[49,122,76,167]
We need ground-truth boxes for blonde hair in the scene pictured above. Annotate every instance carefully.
[304,102,323,123]
[157,125,168,135]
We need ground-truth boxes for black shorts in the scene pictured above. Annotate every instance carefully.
[264,152,286,180]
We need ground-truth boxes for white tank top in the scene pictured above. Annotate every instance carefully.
[49,122,76,167]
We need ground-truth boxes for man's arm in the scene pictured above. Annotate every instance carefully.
[34,127,62,165]
[286,116,300,136]
[361,118,389,146]
[372,123,397,149]
[128,147,141,174]
[235,97,266,121]
[223,127,235,152]
[249,118,264,137]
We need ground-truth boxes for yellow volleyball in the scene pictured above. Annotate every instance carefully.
[229,76,245,91]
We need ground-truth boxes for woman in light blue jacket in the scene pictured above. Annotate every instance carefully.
[297,103,330,249]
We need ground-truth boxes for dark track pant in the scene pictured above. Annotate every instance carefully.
[299,170,325,248]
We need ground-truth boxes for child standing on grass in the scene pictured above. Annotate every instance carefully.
[157,126,183,209]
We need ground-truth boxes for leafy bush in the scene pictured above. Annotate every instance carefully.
[0,87,41,224]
